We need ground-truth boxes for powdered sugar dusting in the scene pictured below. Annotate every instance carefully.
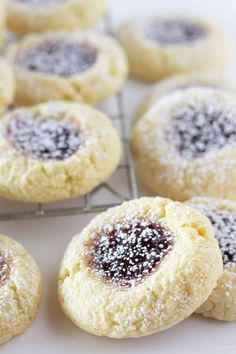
[0,246,40,330]
[16,0,66,8]
[195,206,236,265]
[87,218,174,287]
[16,39,97,77]
[146,19,206,45]
[167,104,236,159]
[7,115,83,161]
[0,254,10,286]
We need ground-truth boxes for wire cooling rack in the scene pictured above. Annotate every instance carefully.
[0,13,139,221]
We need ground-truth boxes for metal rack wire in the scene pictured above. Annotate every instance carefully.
[0,13,139,221]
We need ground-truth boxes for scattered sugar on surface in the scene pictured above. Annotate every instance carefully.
[146,19,206,45]
[16,0,65,8]
[7,114,83,161]
[167,104,236,160]
[195,205,236,265]
[0,249,39,319]
[136,94,236,197]
[16,39,97,77]
[0,254,10,287]
[87,218,174,287]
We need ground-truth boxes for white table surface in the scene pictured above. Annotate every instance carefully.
[1,0,236,353]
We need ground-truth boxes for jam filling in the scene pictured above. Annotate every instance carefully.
[147,19,206,45]
[7,115,83,161]
[198,208,236,265]
[17,39,97,77]
[0,254,10,286]
[87,219,174,287]
[168,106,236,159]
[16,0,66,8]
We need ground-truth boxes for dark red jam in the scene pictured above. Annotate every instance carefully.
[16,0,66,8]
[16,39,97,77]
[7,115,83,161]
[147,19,206,45]
[87,219,174,287]
[168,105,236,159]
[0,254,10,286]
[204,209,236,265]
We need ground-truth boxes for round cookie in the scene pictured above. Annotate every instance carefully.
[0,101,122,203]
[186,197,236,321]
[0,234,41,344]
[7,0,107,35]
[0,57,15,114]
[58,197,222,338]
[136,73,236,119]
[6,30,128,106]
[132,87,236,201]
[117,16,230,81]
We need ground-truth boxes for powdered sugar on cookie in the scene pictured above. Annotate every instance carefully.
[191,203,236,265]
[7,114,83,160]
[16,39,97,77]
[16,0,65,8]
[167,103,236,160]
[87,218,174,287]
[146,19,206,45]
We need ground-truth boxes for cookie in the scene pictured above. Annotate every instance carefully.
[0,101,121,203]
[0,1,6,48]
[7,0,107,35]
[136,72,236,119]
[0,57,15,114]
[117,16,230,81]
[132,87,236,201]
[6,30,128,106]
[186,197,236,321]
[58,197,222,338]
[0,234,41,344]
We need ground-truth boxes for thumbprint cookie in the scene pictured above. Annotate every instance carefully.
[0,57,15,114]
[136,72,236,119]
[0,101,121,203]
[117,16,230,81]
[7,0,107,35]
[132,88,236,201]
[186,197,236,321]
[58,197,222,338]
[0,234,41,344]
[6,31,128,106]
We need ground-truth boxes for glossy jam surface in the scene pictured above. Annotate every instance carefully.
[168,105,236,159]
[7,115,83,160]
[16,0,66,8]
[17,39,97,77]
[87,219,174,287]
[0,254,10,286]
[147,19,206,45]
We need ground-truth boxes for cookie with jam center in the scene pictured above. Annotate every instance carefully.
[186,197,236,321]
[7,0,107,35]
[116,16,230,81]
[6,30,128,106]
[58,197,222,338]
[0,101,121,203]
[133,87,236,201]
[136,72,236,120]
[0,234,41,344]
[0,57,15,114]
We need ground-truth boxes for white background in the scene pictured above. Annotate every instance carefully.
[1,0,236,353]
